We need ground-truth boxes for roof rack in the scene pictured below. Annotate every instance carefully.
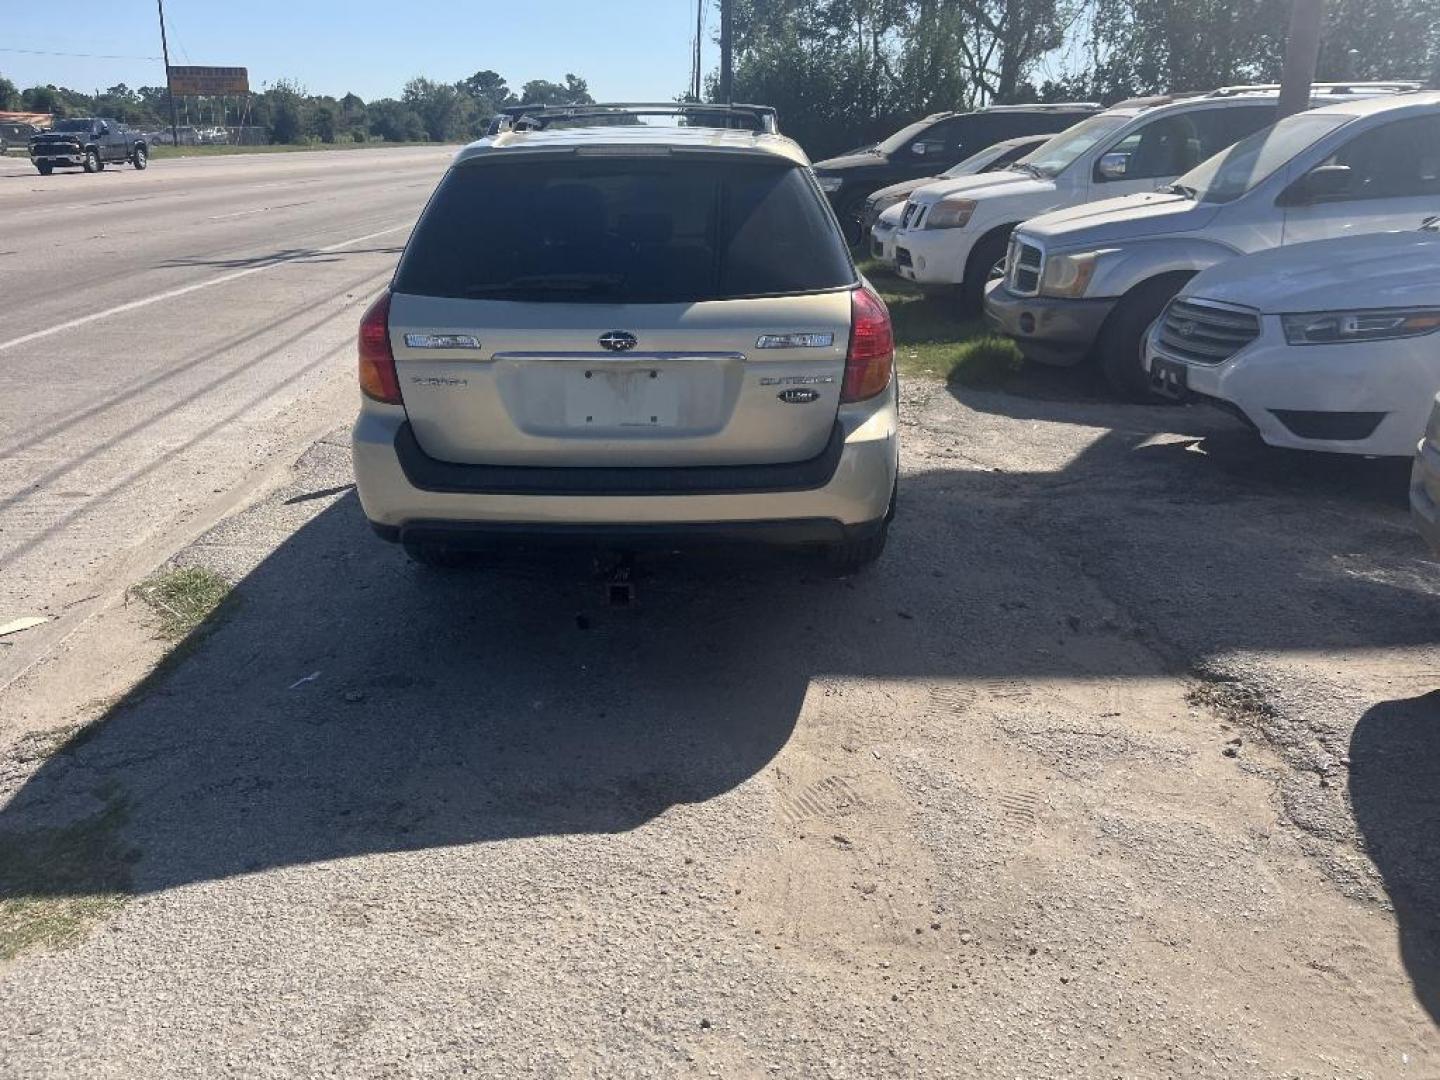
[491,102,780,135]
[1209,80,1423,97]
[980,102,1103,112]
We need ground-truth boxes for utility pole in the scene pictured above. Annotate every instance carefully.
[1276,0,1324,119]
[156,0,181,147]
[719,0,734,103]
[692,0,704,100]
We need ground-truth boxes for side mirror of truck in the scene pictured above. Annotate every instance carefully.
[1279,164,1353,206]
[97,123,109,135]
[1096,152,1129,181]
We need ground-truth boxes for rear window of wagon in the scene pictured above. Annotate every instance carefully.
[393,156,857,304]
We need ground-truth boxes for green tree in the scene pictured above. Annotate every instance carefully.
[367,98,427,142]
[0,74,21,110]
[402,77,477,140]
[519,74,595,105]
[263,79,311,144]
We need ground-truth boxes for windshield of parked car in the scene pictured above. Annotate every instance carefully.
[1012,114,1129,178]
[877,118,944,156]
[395,156,857,303]
[51,119,95,133]
[1176,112,1353,203]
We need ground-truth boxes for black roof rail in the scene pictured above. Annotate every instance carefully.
[491,102,780,135]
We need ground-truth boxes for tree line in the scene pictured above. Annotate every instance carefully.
[727,0,1439,157]
[0,70,593,145]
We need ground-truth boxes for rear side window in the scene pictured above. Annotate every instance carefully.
[394,156,855,303]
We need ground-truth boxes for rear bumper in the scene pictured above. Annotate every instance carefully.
[984,281,1115,367]
[354,384,899,541]
[378,516,884,552]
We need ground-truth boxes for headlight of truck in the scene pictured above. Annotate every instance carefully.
[1281,308,1440,345]
[924,197,977,230]
[1039,252,1101,298]
[816,175,843,193]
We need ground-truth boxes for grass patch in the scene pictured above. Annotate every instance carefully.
[860,259,1023,387]
[0,788,137,961]
[150,141,435,159]
[132,565,234,641]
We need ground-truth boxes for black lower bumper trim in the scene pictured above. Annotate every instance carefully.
[394,420,846,496]
[383,516,882,551]
[1270,408,1386,442]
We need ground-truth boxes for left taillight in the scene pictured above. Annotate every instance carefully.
[358,291,402,405]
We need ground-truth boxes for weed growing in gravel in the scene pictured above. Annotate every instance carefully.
[0,787,136,961]
[863,261,1023,386]
[132,565,234,641]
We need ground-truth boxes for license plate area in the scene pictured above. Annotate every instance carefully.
[564,366,679,429]
[1149,354,1189,399]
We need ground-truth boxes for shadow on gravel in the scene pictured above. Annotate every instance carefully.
[1351,692,1440,1026]
[1,399,1437,995]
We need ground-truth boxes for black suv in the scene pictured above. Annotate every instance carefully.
[813,103,1100,242]
[29,117,148,175]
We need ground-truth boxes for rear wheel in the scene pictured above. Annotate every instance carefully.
[35,162,53,176]
[959,229,1012,315]
[132,145,148,170]
[822,480,896,575]
[83,148,101,173]
[1096,275,1192,402]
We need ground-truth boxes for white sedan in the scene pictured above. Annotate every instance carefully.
[1145,228,1440,457]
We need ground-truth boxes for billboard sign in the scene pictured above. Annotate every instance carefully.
[167,66,250,96]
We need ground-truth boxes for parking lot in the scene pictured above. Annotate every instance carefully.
[2,184,1437,1077]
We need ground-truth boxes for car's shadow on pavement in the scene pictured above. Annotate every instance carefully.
[1351,692,1440,1025]
[1,412,1437,1013]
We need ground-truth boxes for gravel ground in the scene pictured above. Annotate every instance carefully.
[1,369,1437,1077]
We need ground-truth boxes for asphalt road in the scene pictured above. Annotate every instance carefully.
[0,146,456,686]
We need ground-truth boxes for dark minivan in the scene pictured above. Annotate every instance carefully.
[814,103,1101,241]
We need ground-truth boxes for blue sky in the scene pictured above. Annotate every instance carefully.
[2,1,703,102]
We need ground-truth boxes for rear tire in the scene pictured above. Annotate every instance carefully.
[402,540,477,569]
[959,229,1012,315]
[822,480,896,575]
[824,524,889,575]
[132,145,148,170]
[83,148,101,173]
[35,163,53,176]
[1096,275,1191,402]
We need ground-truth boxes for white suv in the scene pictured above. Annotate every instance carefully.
[352,104,899,573]
[891,83,1417,312]
[987,88,1437,398]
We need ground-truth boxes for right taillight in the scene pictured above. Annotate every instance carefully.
[842,286,895,403]
[358,291,402,405]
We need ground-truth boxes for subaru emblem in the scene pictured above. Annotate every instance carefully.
[598,330,638,352]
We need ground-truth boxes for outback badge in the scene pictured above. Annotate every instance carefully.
[777,388,821,404]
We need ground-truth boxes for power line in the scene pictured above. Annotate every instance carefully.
[0,46,164,61]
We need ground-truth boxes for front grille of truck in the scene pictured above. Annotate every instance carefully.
[1157,298,1261,365]
[1006,238,1043,296]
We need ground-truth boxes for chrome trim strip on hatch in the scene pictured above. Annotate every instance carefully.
[489,351,750,361]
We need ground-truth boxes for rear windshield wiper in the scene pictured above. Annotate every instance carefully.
[463,274,622,297]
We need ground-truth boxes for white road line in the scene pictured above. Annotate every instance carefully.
[0,222,409,355]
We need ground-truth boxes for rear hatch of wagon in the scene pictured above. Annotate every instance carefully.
[388,149,859,468]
